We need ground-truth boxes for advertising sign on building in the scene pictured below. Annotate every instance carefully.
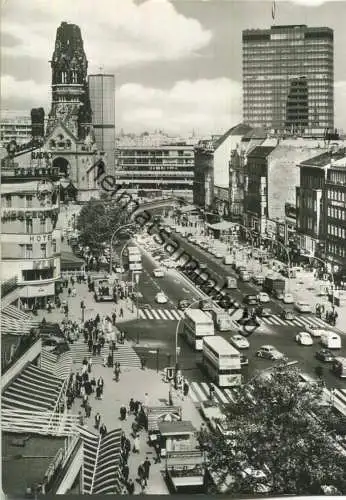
[21,283,55,298]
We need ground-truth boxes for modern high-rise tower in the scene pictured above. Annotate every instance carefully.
[242,25,334,136]
[88,74,115,166]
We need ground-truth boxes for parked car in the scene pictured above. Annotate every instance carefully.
[256,345,285,360]
[294,302,313,313]
[320,332,342,349]
[315,348,335,363]
[282,293,294,304]
[155,292,168,304]
[230,335,250,349]
[305,325,331,338]
[258,292,270,303]
[295,331,313,346]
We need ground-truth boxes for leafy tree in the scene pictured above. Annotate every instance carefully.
[76,198,129,252]
[200,365,346,495]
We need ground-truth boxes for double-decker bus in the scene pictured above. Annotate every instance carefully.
[184,309,214,350]
[202,335,242,387]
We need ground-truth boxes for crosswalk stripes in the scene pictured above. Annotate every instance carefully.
[69,340,141,369]
[137,308,185,321]
[260,314,331,329]
[189,381,237,405]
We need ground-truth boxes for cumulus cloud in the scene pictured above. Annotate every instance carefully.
[1,75,50,109]
[2,0,212,70]
[116,78,243,134]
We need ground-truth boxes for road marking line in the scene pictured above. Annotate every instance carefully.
[292,317,306,326]
[191,382,207,402]
[151,309,161,319]
[286,320,295,326]
[145,310,154,320]
[267,316,281,325]
[138,309,146,319]
[171,310,181,320]
[273,316,286,325]
[224,388,236,403]
[165,310,175,320]
[211,384,229,404]
[156,309,168,319]
[201,382,211,399]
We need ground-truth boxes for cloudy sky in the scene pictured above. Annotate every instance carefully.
[1,0,346,135]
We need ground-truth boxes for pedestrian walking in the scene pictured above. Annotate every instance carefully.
[100,423,107,438]
[88,338,93,353]
[122,464,129,483]
[140,357,146,370]
[92,343,97,356]
[127,479,135,495]
[112,312,116,325]
[94,412,101,429]
[142,457,151,484]
[120,307,124,318]
[129,398,135,414]
[154,441,161,463]
[68,287,72,297]
[132,434,140,453]
[97,342,101,355]
[183,380,189,397]
[95,385,102,399]
[85,402,91,418]
[120,405,127,421]
[137,463,144,483]
[103,354,107,367]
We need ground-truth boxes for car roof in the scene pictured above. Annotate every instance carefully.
[260,345,275,349]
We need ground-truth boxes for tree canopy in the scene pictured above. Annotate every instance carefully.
[76,198,129,252]
[200,365,346,495]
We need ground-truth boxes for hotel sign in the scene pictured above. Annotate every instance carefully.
[29,234,52,242]
[31,151,52,160]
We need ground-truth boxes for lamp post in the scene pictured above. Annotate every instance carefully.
[109,223,135,275]
[310,256,335,306]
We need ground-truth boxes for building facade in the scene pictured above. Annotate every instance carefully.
[88,74,115,167]
[1,156,61,309]
[242,24,334,135]
[325,156,346,271]
[115,144,195,201]
[0,116,32,147]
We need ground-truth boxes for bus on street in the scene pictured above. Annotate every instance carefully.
[202,335,242,387]
[184,309,214,350]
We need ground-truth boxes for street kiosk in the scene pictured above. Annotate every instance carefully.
[165,450,206,493]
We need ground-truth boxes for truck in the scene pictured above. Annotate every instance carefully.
[263,276,285,297]
[212,310,233,332]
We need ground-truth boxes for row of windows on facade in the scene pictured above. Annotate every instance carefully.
[327,242,346,258]
[4,194,54,208]
[243,39,333,48]
[119,150,193,157]
[327,224,346,240]
[17,242,57,259]
[119,161,193,168]
[328,173,346,186]
[328,207,346,221]
[299,215,318,233]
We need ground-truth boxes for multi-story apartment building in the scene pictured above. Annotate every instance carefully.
[115,143,195,201]
[1,153,61,309]
[0,116,32,147]
[325,156,346,271]
[242,24,334,136]
[88,74,115,166]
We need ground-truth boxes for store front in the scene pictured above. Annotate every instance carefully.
[20,282,55,310]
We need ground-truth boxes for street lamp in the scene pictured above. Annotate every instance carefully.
[109,223,135,275]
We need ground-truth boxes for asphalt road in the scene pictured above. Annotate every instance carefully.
[114,234,346,390]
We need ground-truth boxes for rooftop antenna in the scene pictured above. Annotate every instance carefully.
[272,0,276,25]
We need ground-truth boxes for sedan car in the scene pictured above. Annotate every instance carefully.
[178,299,190,310]
[230,335,250,349]
[155,292,168,304]
[258,292,270,304]
[281,309,295,321]
[243,295,259,306]
[315,348,335,363]
[294,302,313,313]
[282,293,294,304]
[305,325,330,338]
[153,268,165,278]
[256,345,285,360]
[256,306,272,318]
[295,331,313,346]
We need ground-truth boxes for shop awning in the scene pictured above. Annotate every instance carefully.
[61,251,85,271]
[2,363,64,412]
[158,420,196,436]
[145,405,182,432]
[1,313,34,335]
[2,305,40,328]
[206,221,235,231]
[79,427,123,495]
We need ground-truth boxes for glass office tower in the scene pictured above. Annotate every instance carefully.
[88,74,115,166]
[242,25,334,136]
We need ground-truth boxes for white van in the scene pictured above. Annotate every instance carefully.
[320,332,341,349]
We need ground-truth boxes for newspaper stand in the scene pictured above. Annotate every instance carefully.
[165,449,206,493]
